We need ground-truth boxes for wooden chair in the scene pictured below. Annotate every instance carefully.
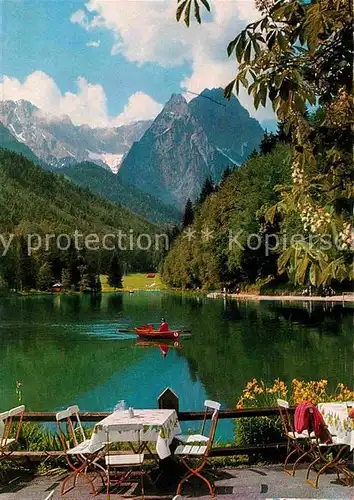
[0,405,25,463]
[277,399,314,476]
[175,400,221,444]
[306,409,353,488]
[175,403,220,497]
[56,405,106,496]
[104,424,152,500]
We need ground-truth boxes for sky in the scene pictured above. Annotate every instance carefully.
[1,0,276,128]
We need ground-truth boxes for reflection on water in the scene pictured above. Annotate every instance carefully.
[0,292,352,440]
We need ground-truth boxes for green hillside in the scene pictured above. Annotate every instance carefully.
[162,145,292,290]
[61,161,181,225]
[0,149,156,234]
[0,149,161,291]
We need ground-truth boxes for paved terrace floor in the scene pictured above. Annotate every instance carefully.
[0,466,353,500]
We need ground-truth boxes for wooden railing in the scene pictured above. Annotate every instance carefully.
[22,406,290,422]
[10,406,292,461]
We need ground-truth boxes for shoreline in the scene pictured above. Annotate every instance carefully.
[207,292,354,303]
[7,287,354,303]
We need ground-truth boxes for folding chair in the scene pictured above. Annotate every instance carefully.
[56,405,106,496]
[306,410,354,488]
[277,399,314,476]
[0,405,25,463]
[175,403,220,497]
[104,424,152,500]
[175,400,221,444]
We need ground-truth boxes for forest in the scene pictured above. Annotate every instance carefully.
[162,0,353,292]
[0,149,163,292]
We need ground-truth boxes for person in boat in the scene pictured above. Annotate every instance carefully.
[159,318,169,332]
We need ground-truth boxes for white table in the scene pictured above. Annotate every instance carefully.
[318,402,354,450]
[89,409,181,460]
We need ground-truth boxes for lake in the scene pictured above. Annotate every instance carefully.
[0,292,352,441]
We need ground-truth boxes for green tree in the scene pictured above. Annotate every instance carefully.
[96,275,102,293]
[88,274,102,294]
[177,0,353,287]
[36,262,53,291]
[61,268,71,290]
[183,198,194,227]
[18,237,37,290]
[220,166,233,184]
[0,241,20,290]
[259,131,278,155]
[198,176,215,205]
[78,264,90,292]
[0,273,8,294]
[108,252,123,289]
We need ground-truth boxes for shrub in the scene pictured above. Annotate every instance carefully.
[17,422,63,452]
[234,378,354,452]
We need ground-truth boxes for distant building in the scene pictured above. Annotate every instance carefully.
[52,282,63,292]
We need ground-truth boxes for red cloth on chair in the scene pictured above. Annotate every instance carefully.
[294,401,331,443]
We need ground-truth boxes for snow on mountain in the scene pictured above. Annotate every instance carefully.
[87,151,125,173]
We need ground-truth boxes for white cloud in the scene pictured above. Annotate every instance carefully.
[113,91,163,126]
[70,0,275,121]
[86,40,100,48]
[0,71,62,111]
[70,9,88,27]
[0,71,162,127]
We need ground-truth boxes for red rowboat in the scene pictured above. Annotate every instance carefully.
[133,324,181,340]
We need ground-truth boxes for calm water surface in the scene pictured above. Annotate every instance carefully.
[0,292,352,440]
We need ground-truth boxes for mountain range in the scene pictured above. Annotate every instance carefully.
[0,88,264,212]
[0,124,180,225]
[119,89,263,206]
[0,100,151,172]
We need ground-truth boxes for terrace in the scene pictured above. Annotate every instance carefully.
[1,396,353,500]
[1,464,352,499]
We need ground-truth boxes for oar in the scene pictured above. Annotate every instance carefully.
[115,326,192,334]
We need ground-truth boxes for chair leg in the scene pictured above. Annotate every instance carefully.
[93,461,107,489]
[193,470,215,497]
[143,470,157,492]
[291,449,311,476]
[60,453,103,496]
[106,470,110,500]
[74,469,82,488]
[307,452,338,489]
[307,446,352,489]
[312,460,334,489]
[140,472,145,500]
[306,456,321,484]
[176,471,193,495]
[340,466,354,486]
[81,470,98,495]
[177,462,215,499]
[284,447,299,476]
[61,471,78,496]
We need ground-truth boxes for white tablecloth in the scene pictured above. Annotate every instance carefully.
[89,409,181,459]
[318,402,354,450]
